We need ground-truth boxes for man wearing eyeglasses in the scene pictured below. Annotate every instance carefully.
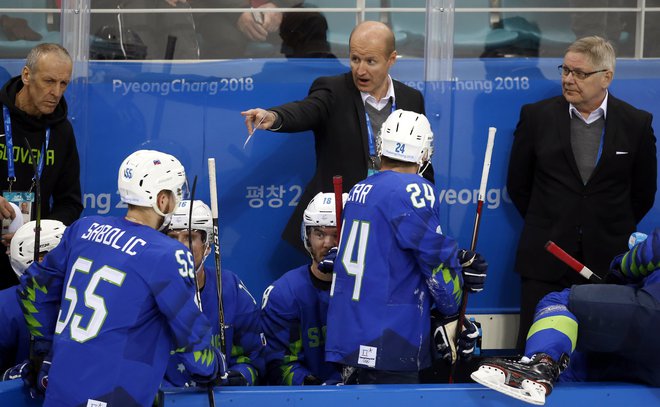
[507,36,657,351]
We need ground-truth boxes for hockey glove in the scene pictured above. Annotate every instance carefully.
[22,339,51,397]
[190,347,228,386]
[318,247,338,274]
[2,361,29,381]
[223,370,248,386]
[605,253,627,284]
[606,232,649,284]
[432,312,480,364]
[458,249,488,293]
[303,375,323,385]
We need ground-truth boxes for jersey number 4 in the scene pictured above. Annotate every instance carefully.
[332,220,370,301]
[55,257,126,343]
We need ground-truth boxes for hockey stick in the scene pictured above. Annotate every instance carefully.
[449,127,496,383]
[24,138,44,391]
[24,139,41,265]
[186,177,204,310]
[207,158,227,361]
[333,175,343,239]
[544,241,602,283]
[186,177,215,407]
[469,127,496,252]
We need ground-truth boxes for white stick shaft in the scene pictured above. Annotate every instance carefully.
[477,127,496,201]
[208,158,219,217]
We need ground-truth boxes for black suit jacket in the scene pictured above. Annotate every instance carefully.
[270,72,429,250]
[507,94,657,281]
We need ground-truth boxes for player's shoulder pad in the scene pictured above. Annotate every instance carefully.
[263,266,306,309]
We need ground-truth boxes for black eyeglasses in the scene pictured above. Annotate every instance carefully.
[558,65,608,80]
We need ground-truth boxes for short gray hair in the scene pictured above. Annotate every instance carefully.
[566,36,616,72]
[25,43,72,73]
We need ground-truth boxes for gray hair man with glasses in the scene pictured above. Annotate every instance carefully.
[507,36,657,351]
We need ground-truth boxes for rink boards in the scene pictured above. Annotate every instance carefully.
[1,380,659,407]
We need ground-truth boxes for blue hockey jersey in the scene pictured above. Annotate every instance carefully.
[0,286,29,372]
[19,216,220,407]
[261,265,340,385]
[326,170,463,372]
[163,266,265,386]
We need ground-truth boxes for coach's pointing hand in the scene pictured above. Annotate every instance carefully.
[241,109,278,134]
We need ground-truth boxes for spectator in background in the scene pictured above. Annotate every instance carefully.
[279,6,335,59]
[0,43,82,290]
[241,21,430,253]
[90,0,198,60]
[507,36,656,351]
[569,0,635,57]
[190,0,303,59]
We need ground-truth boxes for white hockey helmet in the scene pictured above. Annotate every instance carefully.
[169,200,213,244]
[117,150,186,217]
[377,109,434,168]
[301,192,347,257]
[10,219,66,278]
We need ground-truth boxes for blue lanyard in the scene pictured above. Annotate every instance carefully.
[365,99,396,156]
[2,105,50,186]
[596,125,605,164]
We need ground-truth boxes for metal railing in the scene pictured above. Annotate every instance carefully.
[1,2,658,59]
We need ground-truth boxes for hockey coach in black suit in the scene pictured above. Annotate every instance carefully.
[241,21,432,252]
[507,36,657,350]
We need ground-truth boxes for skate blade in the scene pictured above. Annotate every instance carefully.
[471,365,546,405]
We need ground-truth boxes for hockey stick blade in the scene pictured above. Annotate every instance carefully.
[544,241,602,283]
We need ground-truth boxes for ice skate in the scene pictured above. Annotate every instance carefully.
[470,353,567,405]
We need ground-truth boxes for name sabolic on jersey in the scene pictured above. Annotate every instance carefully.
[20,216,218,407]
[326,170,463,372]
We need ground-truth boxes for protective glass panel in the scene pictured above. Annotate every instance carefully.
[0,1,61,59]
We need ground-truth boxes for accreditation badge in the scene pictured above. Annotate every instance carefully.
[3,191,34,224]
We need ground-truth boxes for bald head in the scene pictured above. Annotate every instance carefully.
[348,21,397,99]
[349,21,396,57]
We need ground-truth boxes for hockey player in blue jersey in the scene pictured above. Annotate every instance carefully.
[17,150,226,407]
[0,220,64,376]
[325,110,488,384]
[471,228,660,405]
[163,200,265,387]
[261,192,345,385]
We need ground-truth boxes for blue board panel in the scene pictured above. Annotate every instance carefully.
[2,379,659,407]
